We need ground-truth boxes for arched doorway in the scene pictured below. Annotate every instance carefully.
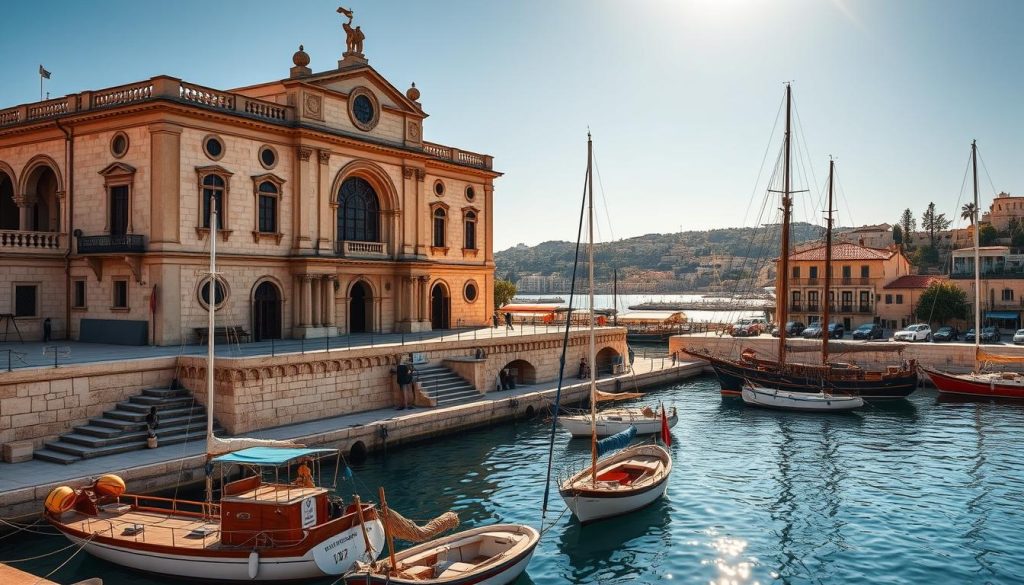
[350,281,371,333]
[499,359,537,386]
[430,283,450,330]
[27,167,59,232]
[596,347,622,376]
[0,172,16,230]
[252,281,282,341]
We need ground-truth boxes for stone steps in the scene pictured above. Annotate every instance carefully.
[34,382,222,465]
[416,366,480,407]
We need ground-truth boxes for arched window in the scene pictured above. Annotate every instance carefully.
[0,172,17,231]
[337,177,380,242]
[433,207,447,248]
[257,181,278,233]
[463,210,477,250]
[202,174,225,229]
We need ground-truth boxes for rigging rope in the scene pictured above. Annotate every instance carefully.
[381,508,459,543]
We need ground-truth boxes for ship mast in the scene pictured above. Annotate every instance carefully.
[972,140,981,371]
[587,133,598,484]
[776,84,793,366]
[204,194,218,506]
[822,158,835,366]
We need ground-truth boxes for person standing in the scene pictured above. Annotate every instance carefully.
[504,311,514,331]
[492,312,499,328]
[396,358,413,410]
[145,406,159,448]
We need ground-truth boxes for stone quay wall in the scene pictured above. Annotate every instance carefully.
[0,358,178,449]
[177,327,628,435]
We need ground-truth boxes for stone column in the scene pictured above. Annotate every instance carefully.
[14,193,36,231]
[293,276,304,327]
[300,275,313,327]
[406,277,416,322]
[419,276,430,325]
[149,123,183,247]
[294,147,316,252]
[317,150,332,251]
[323,276,336,326]
[310,277,322,327]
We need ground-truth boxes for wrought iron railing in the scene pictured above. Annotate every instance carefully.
[77,234,146,254]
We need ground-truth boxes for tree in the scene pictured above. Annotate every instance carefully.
[494,278,517,308]
[892,224,903,245]
[979,224,998,246]
[921,202,951,247]
[961,202,977,225]
[899,209,916,248]
[911,245,940,267]
[915,281,968,324]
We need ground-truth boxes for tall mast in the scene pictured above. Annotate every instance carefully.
[822,158,835,367]
[972,140,980,371]
[776,84,793,366]
[587,133,598,483]
[204,194,218,505]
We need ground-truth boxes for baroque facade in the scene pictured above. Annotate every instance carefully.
[0,37,497,345]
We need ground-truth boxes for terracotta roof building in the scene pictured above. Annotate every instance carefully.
[877,275,947,330]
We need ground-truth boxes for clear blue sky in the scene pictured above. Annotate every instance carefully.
[2,0,1022,250]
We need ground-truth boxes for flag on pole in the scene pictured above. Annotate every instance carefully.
[660,404,672,447]
[39,65,51,79]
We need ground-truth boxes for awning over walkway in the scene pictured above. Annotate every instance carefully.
[985,311,1019,320]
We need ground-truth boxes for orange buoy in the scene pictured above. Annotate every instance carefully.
[44,486,76,514]
[93,474,126,497]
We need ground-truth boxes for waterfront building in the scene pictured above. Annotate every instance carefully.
[0,28,497,345]
[982,191,1024,232]
[780,242,912,331]
[950,246,1024,331]
[876,275,946,330]
[837,223,893,249]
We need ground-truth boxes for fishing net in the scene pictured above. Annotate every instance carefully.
[382,507,460,543]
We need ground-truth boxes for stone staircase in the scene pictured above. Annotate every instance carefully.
[416,365,481,407]
[35,383,223,465]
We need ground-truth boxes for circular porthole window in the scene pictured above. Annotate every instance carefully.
[198,277,228,311]
[110,132,129,158]
[434,180,445,197]
[203,135,225,161]
[347,87,380,131]
[464,281,478,303]
[258,145,277,169]
[465,186,476,201]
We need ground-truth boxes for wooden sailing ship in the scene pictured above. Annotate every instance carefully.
[683,84,918,400]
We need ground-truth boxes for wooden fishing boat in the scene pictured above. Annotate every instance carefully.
[559,406,678,438]
[45,200,384,581]
[741,382,864,412]
[345,524,539,585]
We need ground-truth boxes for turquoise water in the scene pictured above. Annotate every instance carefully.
[4,375,1024,584]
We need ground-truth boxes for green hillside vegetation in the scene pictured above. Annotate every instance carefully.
[496,222,825,281]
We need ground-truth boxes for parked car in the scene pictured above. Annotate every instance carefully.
[932,326,959,342]
[893,323,932,342]
[852,323,884,340]
[801,324,823,338]
[827,323,845,339]
[730,317,765,337]
[981,326,1001,343]
[1014,329,1024,345]
[771,321,806,337]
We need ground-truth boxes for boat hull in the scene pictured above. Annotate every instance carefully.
[559,444,671,524]
[741,385,864,412]
[558,410,677,438]
[923,367,1024,399]
[694,353,918,400]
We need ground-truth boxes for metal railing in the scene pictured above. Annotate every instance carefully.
[77,234,146,254]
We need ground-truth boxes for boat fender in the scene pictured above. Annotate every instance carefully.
[248,550,259,579]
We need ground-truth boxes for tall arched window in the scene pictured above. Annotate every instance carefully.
[202,175,225,229]
[433,207,447,248]
[0,172,17,230]
[337,177,380,242]
[257,181,278,233]
[463,210,477,250]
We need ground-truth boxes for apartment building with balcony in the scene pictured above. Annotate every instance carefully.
[950,246,1024,330]
[0,39,497,345]
[779,242,912,331]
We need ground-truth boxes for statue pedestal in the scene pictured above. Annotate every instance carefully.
[339,53,368,68]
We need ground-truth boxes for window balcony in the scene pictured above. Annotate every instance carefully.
[807,303,820,312]
[76,234,146,254]
[335,240,387,259]
[790,303,802,312]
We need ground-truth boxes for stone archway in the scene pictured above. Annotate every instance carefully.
[0,169,16,230]
[595,346,622,376]
[252,280,282,341]
[349,280,372,333]
[20,157,62,232]
[430,282,450,330]
[500,359,537,385]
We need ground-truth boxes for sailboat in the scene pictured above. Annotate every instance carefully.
[44,199,385,581]
[558,403,678,438]
[682,84,919,400]
[923,141,1024,399]
[558,133,672,524]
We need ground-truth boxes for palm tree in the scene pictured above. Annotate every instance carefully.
[961,202,977,225]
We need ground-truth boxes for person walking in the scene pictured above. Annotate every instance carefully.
[504,311,514,331]
[492,312,499,328]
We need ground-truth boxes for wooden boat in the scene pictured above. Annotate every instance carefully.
[559,406,678,438]
[683,85,917,400]
[345,524,539,585]
[741,382,864,412]
[556,134,672,525]
[922,141,1024,400]
[45,201,384,581]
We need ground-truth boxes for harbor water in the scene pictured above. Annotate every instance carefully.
[4,375,1024,584]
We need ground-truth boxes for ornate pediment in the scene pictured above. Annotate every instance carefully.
[97,162,136,178]
[302,66,425,118]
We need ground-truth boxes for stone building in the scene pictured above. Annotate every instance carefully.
[0,25,497,345]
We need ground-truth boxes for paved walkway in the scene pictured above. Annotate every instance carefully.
[0,324,589,370]
[0,355,696,496]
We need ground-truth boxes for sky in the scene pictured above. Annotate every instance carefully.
[2,0,1023,251]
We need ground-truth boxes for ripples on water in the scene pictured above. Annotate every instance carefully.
[6,376,1024,584]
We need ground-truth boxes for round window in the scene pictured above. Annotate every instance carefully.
[199,278,227,310]
[464,282,478,303]
[353,95,374,124]
[465,186,475,201]
[203,135,225,160]
[110,132,129,158]
[434,180,445,197]
[259,145,277,169]
[347,88,380,131]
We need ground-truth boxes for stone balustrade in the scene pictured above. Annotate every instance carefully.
[0,230,64,252]
[335,240,386,257]
[423,142,492,170]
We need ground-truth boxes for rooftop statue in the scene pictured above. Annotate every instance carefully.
[338,6,365,56]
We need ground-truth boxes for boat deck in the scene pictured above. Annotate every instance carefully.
[223,484,324,504]
[62,507,222,549]
[567,454,667,491]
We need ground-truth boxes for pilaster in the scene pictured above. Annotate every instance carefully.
[149,123,182,246]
